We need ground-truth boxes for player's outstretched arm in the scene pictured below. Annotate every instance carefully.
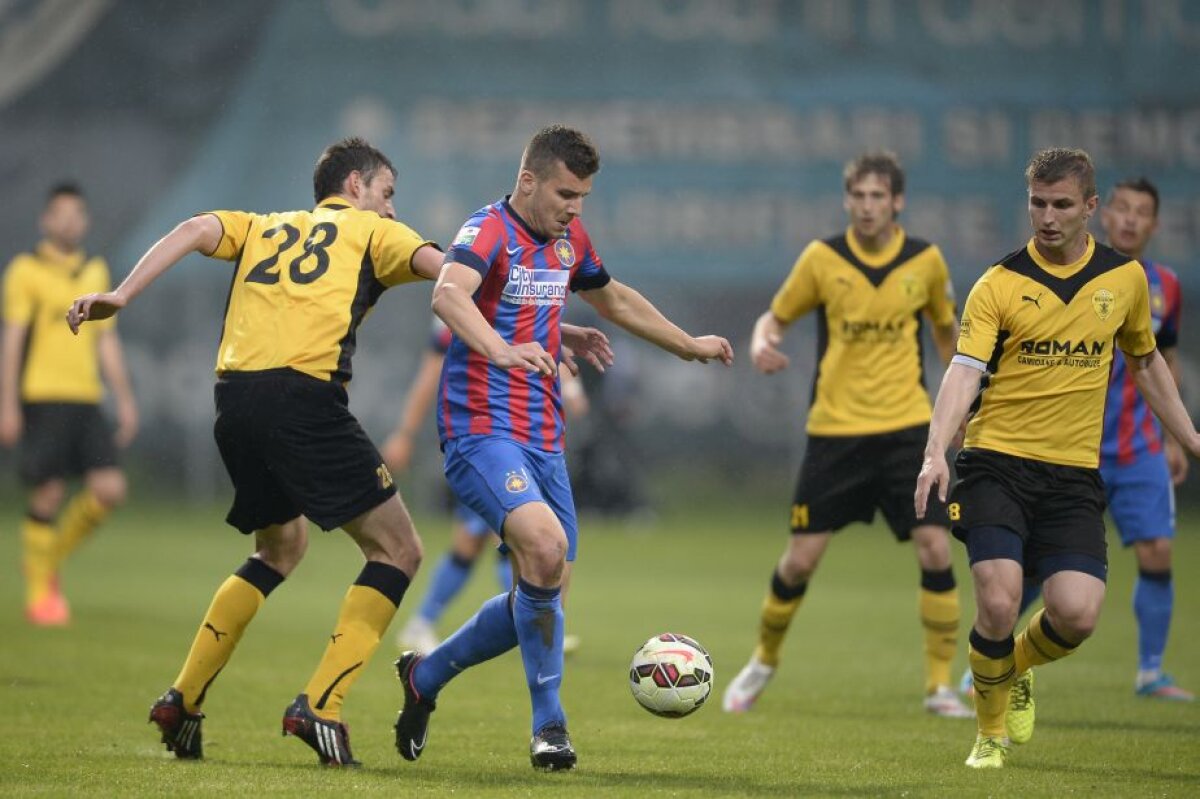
[1128,349,1200,459]
[381,350,444,473]
[915,360,983,516]
[432,261,557,376]
[578,279,732,365]
[66,214,223,334]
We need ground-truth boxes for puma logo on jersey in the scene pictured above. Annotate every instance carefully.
[1021,292,1043,308]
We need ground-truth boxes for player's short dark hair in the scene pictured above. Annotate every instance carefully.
[46,182,84,205]
[522,125,600,180]
[843,151,905,196]
[1025,148,1096,200]
[312,137,395,203]
[1108,176,1159,216]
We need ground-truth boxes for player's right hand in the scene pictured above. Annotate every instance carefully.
[914,451,949,518]
[750,329,789,374]
[66,292,126,334]
[496,342,557,377]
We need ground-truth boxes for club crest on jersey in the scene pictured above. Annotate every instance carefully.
[504,469,530,494]
[554,239,576,267]
[1092,288,1114,320]
[453,225,480,247]
[501,265,569,307]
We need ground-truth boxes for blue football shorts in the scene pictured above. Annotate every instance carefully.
[443,434,579,561]
[1100,450,1175,546]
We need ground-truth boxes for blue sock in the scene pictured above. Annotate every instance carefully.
[1133,569,1172,673]
[413,591,517,699]
[418,552,474,624]
[514,579,565,734]
[495,551,513,594]
[1019,581,1042,616]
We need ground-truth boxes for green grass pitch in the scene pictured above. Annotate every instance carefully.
[1,502,1197,796]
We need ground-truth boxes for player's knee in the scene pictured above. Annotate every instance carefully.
[976,585,1021,632]
[1135,538,1172,572]
[1045,604,1099,643]
[88,471,127,508]
[518,530,567,584]
[29,481,66,518]
[256,523,309,576]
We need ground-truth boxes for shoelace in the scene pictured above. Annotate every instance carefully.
[1010,677,1032,710]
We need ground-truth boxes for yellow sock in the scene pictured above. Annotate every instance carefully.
[56,490,109,566]
[22,517,59,606]
[752,571,806,668]
[920,580,960,694]
[174,561,283,713]
[304,562,409,721]
[968,632,1016,739]
[1014,609,1078,675]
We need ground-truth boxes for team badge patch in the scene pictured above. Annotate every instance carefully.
[453,225,480,247]
[554,239,576,267]
[1091,288,1114,320]
[504,469,530,494]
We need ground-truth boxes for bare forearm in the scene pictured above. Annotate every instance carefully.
[1130,351,1198,451]
[116,216,219,303]
[1,323,26,409]
[393,354,442,437]
[925,362,982,456]
[97,332,136,408]
[596,284,692,358]
[432,283,509,361]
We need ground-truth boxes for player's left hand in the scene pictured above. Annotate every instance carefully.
[685,335,734,365]
[561,324,614,374]
[67,292,126,334]
[1166,437,1189,485]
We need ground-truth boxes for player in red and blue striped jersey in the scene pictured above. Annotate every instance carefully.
[1099,178,1192,701]
[393,125,733,771]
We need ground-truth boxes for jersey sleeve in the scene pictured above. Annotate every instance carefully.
[955,270,1002,364]
[924,246,958,327]
[1116,266,1157,357]
[769,242,823,323]
[1157,266,1181,350]
[2,257,35,325]
[569,224,611,292]
[371,219,437,287]
[202,210,255,261]
[445,213,504,277]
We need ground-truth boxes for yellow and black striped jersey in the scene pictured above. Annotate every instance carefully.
[206,198,434,382]
[770,226,957,436]
[2,242,114,403]
[956,236,1156,468]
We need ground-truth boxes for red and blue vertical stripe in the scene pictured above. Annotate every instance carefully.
[1101,260,1181,465]
[438,199,609,453]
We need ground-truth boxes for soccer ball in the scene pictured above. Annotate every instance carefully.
[628,633,714,718]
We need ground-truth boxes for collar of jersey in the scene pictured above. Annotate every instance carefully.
[844,225,905,268]
[501,196,550,245]
[35,240,86,270]
[316,197,352,211]
[1025,234,1095,278]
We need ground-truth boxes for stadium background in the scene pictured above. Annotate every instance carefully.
[3,0,1200,506]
